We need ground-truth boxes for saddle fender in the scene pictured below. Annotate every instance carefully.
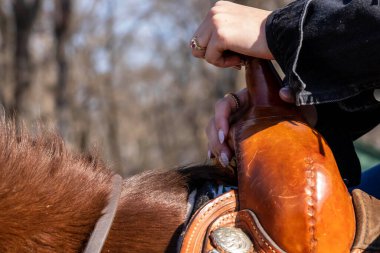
[180,58,356,253]
[234,58,356,253]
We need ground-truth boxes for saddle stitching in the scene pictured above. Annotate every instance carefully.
[212,212,235,227]
[364,192,369,245]
[185,193,235,253]
[239,211,276,253]
[304,157,317,252]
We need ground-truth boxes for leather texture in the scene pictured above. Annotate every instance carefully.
[203,209,286,253]
[236,210,285,253]
[181,188,287,253]
[180,190,238,253]
[234,58,356,253]
[351,189,380,253]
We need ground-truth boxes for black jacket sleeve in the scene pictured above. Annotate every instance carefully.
[266,0,380,105]
[265,0,380,186]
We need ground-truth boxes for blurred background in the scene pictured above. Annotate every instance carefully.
[0,0,379,176]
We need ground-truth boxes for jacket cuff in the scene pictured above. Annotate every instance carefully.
[265,0,307,75]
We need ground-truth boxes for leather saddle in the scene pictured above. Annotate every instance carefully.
[180,58,358,253]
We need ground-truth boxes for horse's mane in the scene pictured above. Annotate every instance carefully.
[0,120,236,252]
[0,120,116,251]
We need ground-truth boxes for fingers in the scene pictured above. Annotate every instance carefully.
[279,86,295,104]
[206,88,249,167]
[278,86,318,127]
[190,15,212,59]
[205,34,243,68]
[191,23,242,68]
[214,88,248,140]
[190,2,245,68]
[206,117,232,167]
[190,1,273,68]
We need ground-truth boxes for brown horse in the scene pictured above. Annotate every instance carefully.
[0,121,235,252]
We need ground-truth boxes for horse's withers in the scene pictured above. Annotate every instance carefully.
[235,58,356,252]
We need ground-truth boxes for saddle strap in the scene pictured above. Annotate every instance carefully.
[83,174,123,253]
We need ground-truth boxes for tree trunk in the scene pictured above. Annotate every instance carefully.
[102,2,123,172]
[12,0,41,120]
[0,5,10,109]
[54,0,72,138]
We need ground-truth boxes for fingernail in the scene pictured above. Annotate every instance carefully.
[279,87,288,97]
[279,87,294,103]
[232,65,241,70]
[219,152,229,167]
[218,129,225,144]
[207,150,211,159]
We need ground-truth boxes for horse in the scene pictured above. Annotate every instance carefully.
[1,58,367,253]
[0,120,236,252]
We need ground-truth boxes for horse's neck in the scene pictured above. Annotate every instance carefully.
[103,170,190,253]
[104,164,238,253]
[0,130,114,252]
[0,123,191,253]
[1,164,188,253]
[0,162,112,252]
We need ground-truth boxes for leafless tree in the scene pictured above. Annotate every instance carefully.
[54,0,72,138]
[12,0,41,119]
[0,0,377,176]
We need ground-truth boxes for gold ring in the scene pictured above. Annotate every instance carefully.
[224,92,241,111]
[190,37,207,51]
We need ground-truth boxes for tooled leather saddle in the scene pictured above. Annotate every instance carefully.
[180,58,380,253]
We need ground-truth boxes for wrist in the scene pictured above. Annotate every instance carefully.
[246,8,273,60]
[259,10,274,59]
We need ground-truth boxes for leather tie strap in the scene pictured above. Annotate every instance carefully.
[83,174,123,253]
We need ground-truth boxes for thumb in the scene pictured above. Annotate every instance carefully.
[279,86,295,104]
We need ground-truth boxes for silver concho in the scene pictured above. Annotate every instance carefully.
[210,227,253,253]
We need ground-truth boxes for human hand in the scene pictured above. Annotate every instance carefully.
[190,1,273,68]
[206,88,249,167]
[206,87,317,167]
[279,86,318,127]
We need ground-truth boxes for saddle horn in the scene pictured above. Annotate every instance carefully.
[235,58,356,252]
[180,58,356,253]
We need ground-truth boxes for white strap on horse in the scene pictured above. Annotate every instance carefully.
[83,174,123,253]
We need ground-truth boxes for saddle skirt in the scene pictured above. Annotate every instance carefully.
[180,59,356,253]
[180,189,288,253]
